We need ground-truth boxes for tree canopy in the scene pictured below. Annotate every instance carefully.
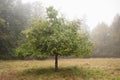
[16,7,93,70]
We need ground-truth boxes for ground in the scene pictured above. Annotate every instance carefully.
[0,58,120,80]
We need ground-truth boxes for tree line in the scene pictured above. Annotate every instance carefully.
[90,14,120,57]
[0,0,120,60]
[0,0,44,59]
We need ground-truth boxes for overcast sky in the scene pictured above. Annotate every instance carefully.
[23,0,120,30]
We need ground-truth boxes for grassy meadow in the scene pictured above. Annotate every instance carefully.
[0,58,120,80]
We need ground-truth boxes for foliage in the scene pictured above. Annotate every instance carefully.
[16,7,93,59]
[0,0,30,58]
[0,0,44,59]
[0,17,12,58]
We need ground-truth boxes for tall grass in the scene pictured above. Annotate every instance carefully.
[0,58,120,80]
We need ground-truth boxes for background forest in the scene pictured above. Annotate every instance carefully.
[0,0,120,59]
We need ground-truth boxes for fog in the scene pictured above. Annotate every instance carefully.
[0,0,120,59]
[42,0,120,30]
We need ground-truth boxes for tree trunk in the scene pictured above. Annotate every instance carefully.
[55,53,58,71]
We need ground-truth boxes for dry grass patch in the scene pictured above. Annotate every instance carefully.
[0,58,120,80]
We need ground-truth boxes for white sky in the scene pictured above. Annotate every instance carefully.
[23,0,120,30]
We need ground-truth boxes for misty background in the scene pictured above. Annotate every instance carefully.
[0,0,120,59]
